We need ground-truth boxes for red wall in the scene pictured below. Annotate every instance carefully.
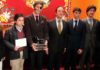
[6,0,100,20]
[6,0,65,20]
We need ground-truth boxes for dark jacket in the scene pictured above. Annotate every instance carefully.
[95,21,100,48]
[67,19,86,50]
[4,25,28,60]
[25,14,48,48]
[82,18,99,62]
[47,19,69,54]
[0,29,5,61]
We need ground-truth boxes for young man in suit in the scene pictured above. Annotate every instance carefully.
[4,14,28,70]
[80,5,100,70]
[25,1,48,70]
[47,6,69,70]
[64,8,86,70]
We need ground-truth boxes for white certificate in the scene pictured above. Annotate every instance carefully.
[15,38,27,48]
[0,61,2,70]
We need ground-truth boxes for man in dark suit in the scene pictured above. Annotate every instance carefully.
[80,5,100,70]
[47,6,69,70]
[25,1,48,70]
[64,8,86,70]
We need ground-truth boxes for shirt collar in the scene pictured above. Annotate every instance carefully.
[87,17,93,21]
[87,17,93,24]
[56,17,62,22]
[16,25,23,32]
[73,18,79,22]
[33,13,39,17]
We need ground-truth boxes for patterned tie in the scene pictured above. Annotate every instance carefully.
[58,20,62,33]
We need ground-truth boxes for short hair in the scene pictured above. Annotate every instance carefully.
[14,13,24,21]
[55,6,64,13]
[33,1,44,9]
[73,7,81,13]
[86,5,96,13]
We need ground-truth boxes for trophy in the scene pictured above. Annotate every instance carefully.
[35,37,46,51]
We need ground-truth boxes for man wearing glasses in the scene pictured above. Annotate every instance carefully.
[25,1,48,70]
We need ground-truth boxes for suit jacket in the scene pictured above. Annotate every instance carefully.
[0,29,5,61]
[95,21,100,48]
[67,19,86,50]
[82,18,99,60]
[83,18,99,49]
[25,14,48,47]
[47,19,69,54]
[4,25,28,60]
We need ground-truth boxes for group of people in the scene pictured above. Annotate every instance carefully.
[0,1,100,70]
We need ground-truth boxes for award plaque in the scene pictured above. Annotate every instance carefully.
[35,39,46,51]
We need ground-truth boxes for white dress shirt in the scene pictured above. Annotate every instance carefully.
[73,18,79,28]
[87,17,93,25]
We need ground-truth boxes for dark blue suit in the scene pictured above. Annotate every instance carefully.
[65,19,86,70]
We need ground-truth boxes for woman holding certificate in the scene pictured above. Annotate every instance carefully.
[4,14,28,70]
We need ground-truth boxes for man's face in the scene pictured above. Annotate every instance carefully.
[15,17,24,27]
[87,8,95,18]
[34,4,42,14]
[73,11,81,19]
[56,7,64,19]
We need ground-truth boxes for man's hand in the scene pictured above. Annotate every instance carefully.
[44,40,48,54]
[44,47,48,54]
[14,47,19,51]
[31,43,38,51]
[44,40,48,46]
[64,48,66,53]
[77,49,83,55]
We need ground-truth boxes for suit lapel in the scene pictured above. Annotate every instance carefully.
[38,16,42,24]
[93,19,97,28]
[30,14,37,26]
[62,20,66,33]
[53,20,59,34]
[77,20,81,29]
[84,19,90,30]
[69,19,74,29]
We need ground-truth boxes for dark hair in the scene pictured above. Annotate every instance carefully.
[33,1,44,9]
[73,7,81,13]
[14,13,24,21]
[55,6,64,13]
[86,5,96,13]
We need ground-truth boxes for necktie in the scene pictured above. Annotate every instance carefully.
[58,20,62,33]
[74,20,77,29]
[36,16,39,24]
[89,19,93,30]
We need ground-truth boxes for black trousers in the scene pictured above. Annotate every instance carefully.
[64,49,82,70]
[80,46,93,70]
[94,47,100,70]
[30,51,45,70]
[48,52,62,70]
